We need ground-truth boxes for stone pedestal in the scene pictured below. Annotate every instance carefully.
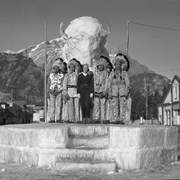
[0,123,177,173]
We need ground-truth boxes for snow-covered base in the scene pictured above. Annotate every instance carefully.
[0,124,177,173]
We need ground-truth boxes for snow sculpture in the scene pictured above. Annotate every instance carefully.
[59,16,109,67]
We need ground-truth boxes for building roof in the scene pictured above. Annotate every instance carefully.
[13,100,26,108]
[173,75,180,83]
[159,75,180,106]
[0,94,11,102]
[6,107,18,117]
[7,102,25,110]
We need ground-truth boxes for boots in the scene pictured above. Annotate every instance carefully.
[82,118,86,124]
[82,117,91,124]
[86,118,91,124]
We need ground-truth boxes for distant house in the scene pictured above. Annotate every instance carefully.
[158,75,180,125]
[0,91,34,125]
[27,104,44,122]
[0,102,33,125]
[0,102,17,125]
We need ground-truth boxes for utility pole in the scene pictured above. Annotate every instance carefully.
[44,21,47,123]
[10,88,13,101]
[144,74,148,124]
[126,21,130,56]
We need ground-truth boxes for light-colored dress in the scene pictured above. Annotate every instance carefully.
[108,70,130,122]
[62,72,80,122]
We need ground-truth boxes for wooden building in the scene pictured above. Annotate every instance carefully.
[0,102,33,125]
[158,75,180,125]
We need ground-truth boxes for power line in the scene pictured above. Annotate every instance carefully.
[130,21,180,32]
[155,68,180,72]
[126,21,180,74]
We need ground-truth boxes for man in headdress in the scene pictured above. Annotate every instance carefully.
[47,58,65,123]
[93,56,109,123]
[62,58,81,122]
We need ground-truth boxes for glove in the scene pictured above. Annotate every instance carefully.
[49,90,56,96]
[102,91,107,97]
[108,94,113,99]
[90,93,93,98]
[77,93,80,98]
[64,93,70,101]
[88,71,93,76]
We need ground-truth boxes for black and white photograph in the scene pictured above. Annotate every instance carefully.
[0,0,180,179]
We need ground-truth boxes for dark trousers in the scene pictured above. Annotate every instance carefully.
[79,90,91,118]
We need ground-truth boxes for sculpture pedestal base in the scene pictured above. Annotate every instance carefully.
[0,123,177,173]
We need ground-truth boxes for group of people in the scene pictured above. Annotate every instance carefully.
[47,53,131,124]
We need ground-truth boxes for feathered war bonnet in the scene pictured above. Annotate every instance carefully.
[94,55,113,74]
[114,53,130,71]
[95,55,109,68]
[67,58,82,74]
[52,58,64,69]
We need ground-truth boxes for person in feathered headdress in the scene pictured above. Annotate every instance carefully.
[62,58,82,123]
[108,53,131,124]
[68,58,82,74]
[96,56,113,123]
[47,58,65,123]
[93,55,109,123]
[98,55,113,74]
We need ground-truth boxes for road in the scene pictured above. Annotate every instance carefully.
[0,162,180,180]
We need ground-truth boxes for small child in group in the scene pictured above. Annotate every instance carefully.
[47,59,64,123]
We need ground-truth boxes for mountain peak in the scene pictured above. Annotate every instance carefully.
[3,50,16,54]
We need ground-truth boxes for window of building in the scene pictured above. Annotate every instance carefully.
[175,86,178,99]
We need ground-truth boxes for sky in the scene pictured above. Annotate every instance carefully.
[0,0,180,79]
